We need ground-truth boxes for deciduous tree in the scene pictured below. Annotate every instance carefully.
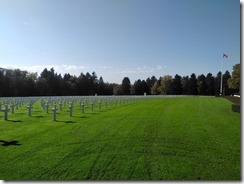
[228,64,240,92]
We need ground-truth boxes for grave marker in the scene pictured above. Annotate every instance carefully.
[91,102,94,111]
[2,104,10,120]
[27,103,33,117]
[10,103,15,114]
[99,101,101,110]
[52,104,58,121]
[81,103,85,113]
[86,99,89,107]
[59,102,62,111]
[15,101,19,110]
[69,104,73,117]
[45,103,49,113]
[79,100,83,110]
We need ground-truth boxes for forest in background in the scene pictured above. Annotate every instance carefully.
[0,64,240,97]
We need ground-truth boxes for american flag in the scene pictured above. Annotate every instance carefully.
[223,53,228,58]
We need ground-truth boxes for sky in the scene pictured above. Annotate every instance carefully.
[0,0,240,84]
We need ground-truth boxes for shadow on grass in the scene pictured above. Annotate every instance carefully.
[73,116,89,119]
[16,112,25,115]
[31,115,44,118]
[6,119,22,122]
[89,112,99,115]
[56,120,76,124]
[33,110,44,113]
[0,140,22,146]
[99,110,108,112]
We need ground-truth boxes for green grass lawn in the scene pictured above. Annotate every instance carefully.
[0,97,240,180]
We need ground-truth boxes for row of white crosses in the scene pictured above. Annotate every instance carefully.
[0,97,38,120]
[0,95,141,121]
[39,96,135,121]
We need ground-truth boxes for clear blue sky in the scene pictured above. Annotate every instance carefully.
[0,0,240,84]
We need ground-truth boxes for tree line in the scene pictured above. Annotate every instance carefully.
[0,64,239,97]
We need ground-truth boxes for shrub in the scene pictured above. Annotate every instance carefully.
[232,104,240,113]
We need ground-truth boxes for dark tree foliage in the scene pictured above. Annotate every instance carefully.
[214,72,222,96]
[181,76,189,95]
[146,76,157,92]
[188,73,198,95]
[222,71,232,96]
[206,73,215,96]
[121,77,131,95]
[228,64,240,92]
[0,66,236,97]
[113,84,123,95]
[132,79,143,95]
[141,80,150,95]
[172,74,182,95]
[197,74,207,95]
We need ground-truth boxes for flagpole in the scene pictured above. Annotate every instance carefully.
[220,53,228,95]
[220,54,223,95]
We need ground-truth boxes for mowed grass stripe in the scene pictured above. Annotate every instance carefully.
[0,97,240,180]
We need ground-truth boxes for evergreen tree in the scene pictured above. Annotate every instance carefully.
[189,73,198,95]
[214,72,221,96]
[181,76,189,95]
[197,74,207,95]
[132,79,143,95]
[206,73,215,96]
[172,74,182,95]
[121,77,131,95]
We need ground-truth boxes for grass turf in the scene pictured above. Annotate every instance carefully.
[0,97,240,180]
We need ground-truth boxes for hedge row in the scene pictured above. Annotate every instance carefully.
[232,104,240,113]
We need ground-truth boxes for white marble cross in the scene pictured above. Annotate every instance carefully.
[27,103,33,117]
[81,103,85,113]
[45,103,49,113]
[2,104,10,120]
[15,101,19,110]
[59,102,62,111]
[69,104,73,117]
[91,102,94,111]
[98,101,101,110]
[10,103,15,114]
[52,104,58,121]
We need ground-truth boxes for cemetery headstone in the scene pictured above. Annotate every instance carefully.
[91,102,94,111]
[52,104,58,121]
[27,103,33,117]
[10,103,15,114]
[2,104,10,120]
[69,104,73,117]
[59,102,62,111]
[79,101,83,110]
[86,99,89,107]
[15,101,19,110]
[81,103,85,113]
[99,101,101,110]
[45,103,49,113]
